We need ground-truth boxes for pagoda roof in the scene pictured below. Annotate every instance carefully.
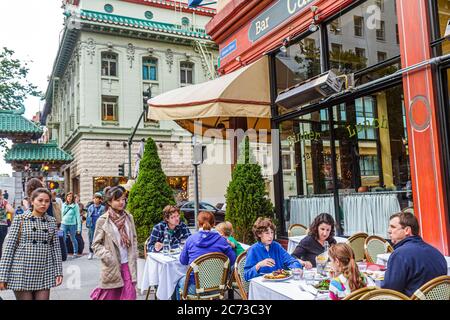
[5,141,73,163]
[0,108,43,140]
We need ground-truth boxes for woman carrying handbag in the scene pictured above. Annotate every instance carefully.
[0,188,63,300]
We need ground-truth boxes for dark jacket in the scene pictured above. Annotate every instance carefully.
[179,230,236,285]
[292,235,336,267]
[382,236,447,296]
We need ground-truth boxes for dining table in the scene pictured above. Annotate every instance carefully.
[139,251,188,300]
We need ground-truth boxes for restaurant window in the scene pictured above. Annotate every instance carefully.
[279,84,412,236]
[142,57,158,81]
[432,0,450,54]
[327,0,400,82]
[180,61,194,86]
[102,96,118,122]
[93,176,128,194]
[275,31,321,115]
[101,52,118,77]
[359,155,380,176]
[167,176,189,203]
[376,21,386,41]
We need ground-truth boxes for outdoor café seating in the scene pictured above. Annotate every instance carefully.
[180,252,230,300]
[411,275,450,300]
[233,251,249,300]
[288,224,308,237]
[346,232,369,262]
[342,286,377,300]
[364,235,394,263]
[359,288,411,300]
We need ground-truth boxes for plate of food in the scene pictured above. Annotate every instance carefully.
[314,279,331,293]
[263,269,293,281]
[364,270,385,281]
[169,248,181,254]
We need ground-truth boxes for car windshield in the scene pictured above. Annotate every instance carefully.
[183,202,194,209]
[201,203,216,210]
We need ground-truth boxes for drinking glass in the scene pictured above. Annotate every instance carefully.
[304,271,315,285]
[293,268,303,281]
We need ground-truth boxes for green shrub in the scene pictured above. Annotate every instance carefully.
[127,137,175,247]
[225,137,274,244]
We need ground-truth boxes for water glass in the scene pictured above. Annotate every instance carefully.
[293,268,303,281]
[304,271,315,285]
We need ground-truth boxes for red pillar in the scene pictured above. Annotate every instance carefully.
[396,0,450,254]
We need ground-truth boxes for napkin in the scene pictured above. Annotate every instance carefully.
[299,282,318,296]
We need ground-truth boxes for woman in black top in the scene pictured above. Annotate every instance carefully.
[292,213,337,267]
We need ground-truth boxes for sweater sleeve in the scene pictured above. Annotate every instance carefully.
[75,204,82,232]
[0,216,22,283]
[381,252,408,293]
[147,225,163,253]
[244,246,260,281]
[279,243,302,269]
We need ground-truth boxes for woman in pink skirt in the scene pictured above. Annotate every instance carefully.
[90,186,138,300]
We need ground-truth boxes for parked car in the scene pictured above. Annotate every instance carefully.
[179,201,225,226]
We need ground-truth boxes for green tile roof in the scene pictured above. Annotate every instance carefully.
[79,10,211,40]
[0,111,43,136]
[5,142,73,163]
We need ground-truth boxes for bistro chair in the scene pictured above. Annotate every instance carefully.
[233,251,249,300]
[411,275,450,300]
[342,286,378,300]
[180,252,230,300]
[346,232,369,262]
[143,236,157,300]
[364,235,394,264]
[288,224,308,237]
[359,289,411,300]
[402,207,414,215]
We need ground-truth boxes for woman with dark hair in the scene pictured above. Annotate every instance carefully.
[244,217,303,281]
[0,188,63,300]
[90,186,138,300]
[292,213,337,267]
[176,211,236,299]
[61,192,81,258]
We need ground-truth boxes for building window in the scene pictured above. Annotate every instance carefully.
[331,43,343,53]
[377,51,387,62]
[142,57,158,81]
[101,52,118,77]
[354,16,364,37]
[376,21,386,41]
[330,18,342,35]
[102,96,118,122]
[145,11,153,20]
[282,154,292,170]
[356,96,377,140]
[355,47,366,59]
[180,62,194,86]
[359,156,380,176]
[104,4,114,13]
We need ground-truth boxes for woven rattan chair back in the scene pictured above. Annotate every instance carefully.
[402,207,414,214]
[411,275,450,300]
[233,251,249,300]
[144,236,150,259]
[181,252,230,300]
[346,232,369,262]
[288,224,308,237]
[342,286,377,300]
[359,289,411,300]
[364,235,394,263]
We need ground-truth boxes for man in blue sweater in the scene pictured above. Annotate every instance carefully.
[382,212,447,296]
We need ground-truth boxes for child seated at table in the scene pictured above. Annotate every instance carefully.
[328,243,368,300]
[216,221,245,257]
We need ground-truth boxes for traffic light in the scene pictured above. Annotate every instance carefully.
[118,163,125,176]
[47,181,59,190]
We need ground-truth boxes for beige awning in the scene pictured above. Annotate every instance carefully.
[147,55,271,136]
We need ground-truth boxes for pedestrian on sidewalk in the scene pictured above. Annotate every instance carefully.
[61,192,82,259]
[90,186,138,300]
[24,178,54,218]
[0,190,14,259]
[0,188,63,300]
[86,192,105,260]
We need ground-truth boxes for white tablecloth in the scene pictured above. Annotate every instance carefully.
[287,235,348,254]
[377,253,450,276]
[249,274,328,300]
[139,252,188,300]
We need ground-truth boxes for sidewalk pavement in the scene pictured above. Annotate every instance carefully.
[0,225,146,300]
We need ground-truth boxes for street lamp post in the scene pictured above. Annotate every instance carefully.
[128,85,151,179]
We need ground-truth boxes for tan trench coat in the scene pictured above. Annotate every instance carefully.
[91,211,139,289]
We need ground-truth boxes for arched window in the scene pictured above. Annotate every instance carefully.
[101,52,118,77]
[142,57,158,81]
[180,61,194,86]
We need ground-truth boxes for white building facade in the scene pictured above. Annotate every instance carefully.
[42,0,220,204]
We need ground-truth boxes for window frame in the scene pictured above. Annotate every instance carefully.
[102,96,119,122]
[142,57,158,81]
[180,61,194,86]
[101,52,118,78]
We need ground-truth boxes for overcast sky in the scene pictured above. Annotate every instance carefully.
[0,0,64,175]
